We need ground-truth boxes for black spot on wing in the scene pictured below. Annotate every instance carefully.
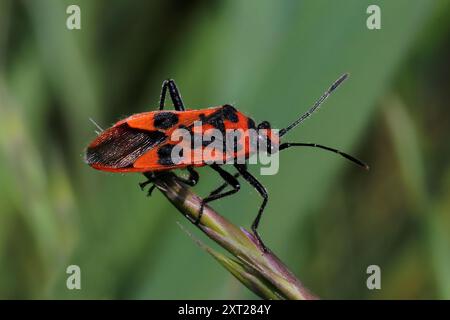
[222,104,239,123]
[247,117,256,130]
[153,112,179,129]
[198,113,207,123]
[184,106,239,154]
[157,144,176,166]
[85,124,167,168]
[191,107,236,152]
[203,109,226,134]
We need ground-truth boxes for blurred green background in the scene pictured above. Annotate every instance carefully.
[0,0,449,299]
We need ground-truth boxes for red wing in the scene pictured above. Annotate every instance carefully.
[124,108,221,132]
[85,107,222,172]
[86,106,251,172]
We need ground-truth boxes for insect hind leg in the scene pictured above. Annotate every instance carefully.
[207,164,245,197]
[208,172,240,197]
[197,164,240,225]
[174,166,199,187]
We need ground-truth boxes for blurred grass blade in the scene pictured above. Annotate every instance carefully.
[177,222,282,300]
[382,96,427,208]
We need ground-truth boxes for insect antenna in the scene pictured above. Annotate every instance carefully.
[89,117,104,135]
[279,73,349,137]
[279,142,369,170]
[278,73,368,170]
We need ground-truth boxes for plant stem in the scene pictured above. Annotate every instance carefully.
[153,172,318,300]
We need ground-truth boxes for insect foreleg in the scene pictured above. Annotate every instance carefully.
[234,164,269,252]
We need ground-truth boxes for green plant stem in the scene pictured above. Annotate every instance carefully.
[153,172,318,300]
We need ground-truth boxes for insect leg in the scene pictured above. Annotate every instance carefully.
[207,164,244,197]
[208,172,240,197]
[159,79,185,111]
[174,166,199,187]
[159,80,168,110]
[139,171,157,196]
[197,164,240,225]
[140,168,197,197]
[234,164,269,252]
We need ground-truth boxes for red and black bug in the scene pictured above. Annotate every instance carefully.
[85,74,368,251]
